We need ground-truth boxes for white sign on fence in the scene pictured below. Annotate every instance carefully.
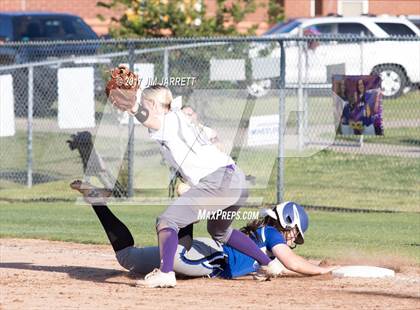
[0,74,15,137]
[210,59,246,81]
[247,114,279,146]
[251,57,280,80]
[58,67,95,129]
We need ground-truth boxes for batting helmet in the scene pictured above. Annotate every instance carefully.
[261,201,309,244]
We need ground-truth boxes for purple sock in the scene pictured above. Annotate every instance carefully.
[226,229,271,266]
[158,228,178,273]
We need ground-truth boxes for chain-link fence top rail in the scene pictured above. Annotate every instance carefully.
[0,36,419,212]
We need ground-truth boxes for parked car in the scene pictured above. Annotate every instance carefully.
[248,16,420,98]
[0,12,98,42]
[407,15,420,30]
[265,15,420,37]
[0,12,101,116]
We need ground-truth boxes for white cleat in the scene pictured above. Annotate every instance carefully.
[253,259,286,281]
[137,269,176,288]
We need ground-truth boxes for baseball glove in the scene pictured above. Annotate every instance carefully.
[105,65,140,112]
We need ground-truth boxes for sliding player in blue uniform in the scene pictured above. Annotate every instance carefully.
[70,181,337,280]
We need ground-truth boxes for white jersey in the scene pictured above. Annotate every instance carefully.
[149,111,234,185]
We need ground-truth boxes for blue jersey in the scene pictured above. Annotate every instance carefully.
[220,226,286,279]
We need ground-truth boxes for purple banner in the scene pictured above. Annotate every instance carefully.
[333,75,384,136]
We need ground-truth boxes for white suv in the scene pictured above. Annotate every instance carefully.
[265,16,419,37]
[249,16,420,98]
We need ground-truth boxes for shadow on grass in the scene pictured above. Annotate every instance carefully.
[401,139,420,146]
[0,170,61,185]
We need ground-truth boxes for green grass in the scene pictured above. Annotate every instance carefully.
[203,90,420,122]
[295,211,420,264]
[283,150,420,212]
[382,91,420,121]
[241,149,420,212]
[0,130,84,179]
[0,203,418,264]
[335,127,420,147]
[1,149,419,212]
[0,180,79,201]
[1,91,418,211]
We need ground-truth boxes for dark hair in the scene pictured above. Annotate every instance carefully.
[357,79,367,96]
[240,215,285,241]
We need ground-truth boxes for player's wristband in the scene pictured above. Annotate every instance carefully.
[134,105,150,123]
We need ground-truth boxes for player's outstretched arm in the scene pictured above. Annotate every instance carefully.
[272,244,339,276]
[105,65,161,130]
[130,100,161,130]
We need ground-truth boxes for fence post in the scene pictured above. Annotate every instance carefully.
[27,66,33,188]
[297,28,304,150]
[359,33,365,147]
[360,32,364,74]
[303,43,309,138]
[164,48,169,80]
[127,43,135,197]
[277,40,286,204]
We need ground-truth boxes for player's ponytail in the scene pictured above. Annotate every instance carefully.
[240,215,285,242]
[240,216,270,241]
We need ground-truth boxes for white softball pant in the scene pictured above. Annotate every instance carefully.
[115,237,225,277]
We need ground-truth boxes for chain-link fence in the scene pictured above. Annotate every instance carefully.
[0,36,419,211]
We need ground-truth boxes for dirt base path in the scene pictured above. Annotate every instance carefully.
[1,239,419,310]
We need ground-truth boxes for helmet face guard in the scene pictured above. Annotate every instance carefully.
[261,201,309,245]
[283,227,300,249]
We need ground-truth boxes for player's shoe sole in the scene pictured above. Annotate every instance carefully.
[136,269,176,288]
[70,180,112,205]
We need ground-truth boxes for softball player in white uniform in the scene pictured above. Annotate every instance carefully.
[109,85,282,287]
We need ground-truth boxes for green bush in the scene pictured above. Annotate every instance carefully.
[97,0,259,38]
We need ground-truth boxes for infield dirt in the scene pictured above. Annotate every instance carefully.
[1,239,419,310]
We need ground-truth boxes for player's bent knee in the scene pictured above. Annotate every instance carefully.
[156,216,179,233]
[115,246,136,271]
[116,246,161,274]
[207,226,233,243]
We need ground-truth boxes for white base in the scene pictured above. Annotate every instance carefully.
[332,265,395,278]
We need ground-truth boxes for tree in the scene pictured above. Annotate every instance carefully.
[267,0,285,24]
[97,0,259,37]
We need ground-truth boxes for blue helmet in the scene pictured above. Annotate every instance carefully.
[263,201,309,244]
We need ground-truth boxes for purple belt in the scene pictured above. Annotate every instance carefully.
[225,164,235,171]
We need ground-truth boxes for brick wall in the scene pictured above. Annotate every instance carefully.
[322,0,338,16]
[284,0,312,18]
[283,0,419,18]
[1,0,419,36]
[236,0,270,34]
[369,0,420,15]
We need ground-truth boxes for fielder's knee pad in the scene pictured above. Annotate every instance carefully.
[207,225,233,243]
[155,216,179,233]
